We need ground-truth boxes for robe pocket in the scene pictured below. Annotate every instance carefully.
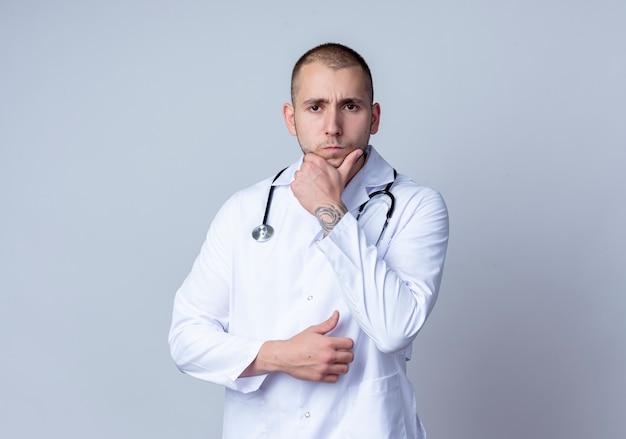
[223,391,268,439]
[343,373,407,439]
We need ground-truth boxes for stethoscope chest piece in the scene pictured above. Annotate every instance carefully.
[252,224,274,242]
[252,167,288,243]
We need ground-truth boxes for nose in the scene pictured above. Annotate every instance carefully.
[324,107,342,137]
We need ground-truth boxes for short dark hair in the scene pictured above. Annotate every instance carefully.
[290,43,374,104]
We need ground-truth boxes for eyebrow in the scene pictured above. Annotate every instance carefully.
[301,97,366,107]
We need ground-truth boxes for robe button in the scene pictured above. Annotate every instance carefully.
[307,295,313,301]
[304,412,311,418]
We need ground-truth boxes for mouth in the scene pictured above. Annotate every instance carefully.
[322,144,347,151]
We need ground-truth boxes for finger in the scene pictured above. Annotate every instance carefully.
[336,148,365,181]
[331,337,354,351]
[309,310,339,335]
[332,350,354,365]
[321,374,340,384]
[328,363,350,375]
[321,364,350,383]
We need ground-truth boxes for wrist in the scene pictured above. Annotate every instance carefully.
[255,340,284,374]
[240,340,280,377]
[315,203,347,236]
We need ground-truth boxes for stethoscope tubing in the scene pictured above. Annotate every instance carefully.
[253,167,397,246]
[262,167,287,225]
[356,169,397,246]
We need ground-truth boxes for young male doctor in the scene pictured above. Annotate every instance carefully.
[169,42,449,438]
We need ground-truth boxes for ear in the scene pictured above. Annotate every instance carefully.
[283,103,297,136]
[369,103,381,135]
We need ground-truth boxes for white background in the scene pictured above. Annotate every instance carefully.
[1,1,625,438]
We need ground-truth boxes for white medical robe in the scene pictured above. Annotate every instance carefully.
[169,146,449,438]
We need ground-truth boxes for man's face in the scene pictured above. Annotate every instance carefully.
[283,62,380,168]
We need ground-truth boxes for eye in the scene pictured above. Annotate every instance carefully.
[309,105,321,112]
[345,103,359,111]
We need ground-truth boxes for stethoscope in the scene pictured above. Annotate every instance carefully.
[252,168,397,246]
[251,167,288,242]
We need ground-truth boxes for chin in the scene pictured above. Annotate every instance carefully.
[325,158,344,168]
[320,151,349,166]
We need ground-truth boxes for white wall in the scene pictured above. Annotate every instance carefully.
[1,1,624,438]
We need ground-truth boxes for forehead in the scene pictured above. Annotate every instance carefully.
[293,62,370,102]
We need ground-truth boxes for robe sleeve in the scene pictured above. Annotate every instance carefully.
[316,183,449,354]
[168,193,268,393]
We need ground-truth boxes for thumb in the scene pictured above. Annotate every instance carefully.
[337,149,365,182]
[309,310,340,335]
